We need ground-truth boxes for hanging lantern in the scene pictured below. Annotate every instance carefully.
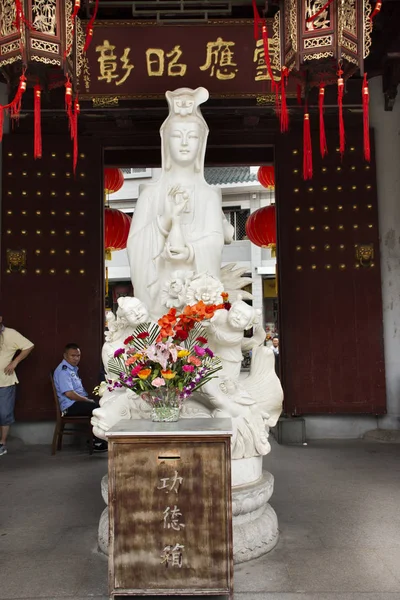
[245,205,277,255]
[104,168,124,195]
[104,208,132,260]
[278,1,372,88]
[0,1,85,166]
[257,166,275,189]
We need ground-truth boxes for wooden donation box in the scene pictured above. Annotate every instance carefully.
[107,418,233,599]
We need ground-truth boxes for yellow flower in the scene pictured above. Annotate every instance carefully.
[161,370,176,380]
[177,349,190,358]
[133,353,144,361]
[138,368,152,380]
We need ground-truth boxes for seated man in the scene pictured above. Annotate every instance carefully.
[53,343,107,452]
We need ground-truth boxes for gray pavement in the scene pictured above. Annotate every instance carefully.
[1,436,400,600]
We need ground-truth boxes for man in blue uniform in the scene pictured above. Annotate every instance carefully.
[53,343,107,452]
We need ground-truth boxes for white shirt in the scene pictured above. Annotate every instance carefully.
[0,328,34,387]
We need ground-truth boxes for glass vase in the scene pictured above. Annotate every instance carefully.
[141,388,181,423]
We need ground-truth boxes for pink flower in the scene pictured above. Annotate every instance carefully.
[194,345,206,357]
[183,364,195,373]
[131,364,143,377]
[114,348,124,358]
[188,355,202,367]
[152,377,166,388]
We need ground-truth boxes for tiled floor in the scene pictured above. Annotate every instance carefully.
[1,436,400,599]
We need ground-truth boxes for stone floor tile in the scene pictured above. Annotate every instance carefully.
[284,548,400,593]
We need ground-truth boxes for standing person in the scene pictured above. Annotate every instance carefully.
[0,314,34,456]
[271,336,280,377]
[53,343,107,452]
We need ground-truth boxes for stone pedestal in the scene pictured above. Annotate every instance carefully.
[98,455,279,563]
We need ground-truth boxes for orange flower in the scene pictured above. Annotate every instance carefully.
[161,370,176,380]
[221,292,229,300]
[138,368,152,380]
[158,308,178,338]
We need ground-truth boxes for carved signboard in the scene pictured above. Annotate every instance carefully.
[80,19,293,100]
[107,421,233,597]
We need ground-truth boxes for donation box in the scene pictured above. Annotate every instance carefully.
[107,418,233,599]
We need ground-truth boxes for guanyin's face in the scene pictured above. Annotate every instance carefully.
[168,121,200,167]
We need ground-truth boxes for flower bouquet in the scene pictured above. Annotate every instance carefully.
[107,301,224,422]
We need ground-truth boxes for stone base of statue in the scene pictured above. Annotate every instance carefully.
[98,455,279,563]
[231,456,279,563]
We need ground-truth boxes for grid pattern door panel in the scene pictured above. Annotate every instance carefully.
[275,126,386,415]
[1,136,103,420]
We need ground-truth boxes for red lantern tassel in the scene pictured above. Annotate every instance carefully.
[252,0,261,40]
[337,68,345,157]
[65,77,74,136]
[13,0,35,31]
[280,67,289,133]
[363,74,370,162]
[9,73,27,121]
[83,0,99,52]
[303,109,313,180]
[34,85,42,160]
[72,96,80,175]
[65,0,81,57]
[319,84,328,158]
[370,1,382,20]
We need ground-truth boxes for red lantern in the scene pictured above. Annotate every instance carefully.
[245,205,276,251]
[104,168,124,195]
[257,166,275,189]
[105,208,131,260]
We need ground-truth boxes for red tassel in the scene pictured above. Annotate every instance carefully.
[83,0,99,52]
[319,84,328,158]
[297,84,302,105]
[72,96,80,175]
[65,77,74,137]
[65,0,81,57]
[280,67,289,133]
[337,68,345,157]
[261,22,275,83]
[9,73,27,121]
[34,85,42,160]
[370,1,382,20]
[13,0,35,31]
[303,109,313,180]
[252,0,261,40]
[363,74,370,162]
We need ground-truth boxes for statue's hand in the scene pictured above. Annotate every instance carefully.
[168,185,190,218]
[164,243,190,262]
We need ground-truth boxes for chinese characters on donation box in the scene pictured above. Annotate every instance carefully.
[82,21,288,98]
[158,470,185,568]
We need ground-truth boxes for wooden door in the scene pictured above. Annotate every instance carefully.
[1,135,103,420]
[275,123,386,415]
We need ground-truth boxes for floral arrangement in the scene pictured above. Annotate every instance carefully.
[107,300,225,420]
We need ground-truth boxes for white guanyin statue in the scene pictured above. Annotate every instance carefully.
[126,87,234,321]
[93,86,283,463]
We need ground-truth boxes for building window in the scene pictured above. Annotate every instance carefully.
[223,208,250,241]
[121,168,152,179]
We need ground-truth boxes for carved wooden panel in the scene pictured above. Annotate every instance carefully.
[108,434,233,597]
[275,123,386,415]
[1,135,103,420]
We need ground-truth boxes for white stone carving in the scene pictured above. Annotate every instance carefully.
[186,272,224,306]
[126,87,233,321]
[95,88,283,563]
[101,296,149,378]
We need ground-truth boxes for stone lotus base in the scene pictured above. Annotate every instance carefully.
[98,458,279,564]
